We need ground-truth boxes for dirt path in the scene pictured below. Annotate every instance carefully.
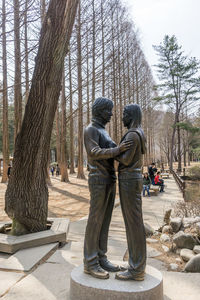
[0,172,90,222]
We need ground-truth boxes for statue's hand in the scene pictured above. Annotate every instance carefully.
[119,140,133,153]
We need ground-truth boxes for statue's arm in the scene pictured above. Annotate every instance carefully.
[115,132,138,166]
[84,127,121,160]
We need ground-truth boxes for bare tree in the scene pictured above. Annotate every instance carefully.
[5,0,79,235]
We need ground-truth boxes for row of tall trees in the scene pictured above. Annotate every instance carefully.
[54,0,157,179]
[0,0,158,182]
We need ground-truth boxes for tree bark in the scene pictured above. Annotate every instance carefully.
[56,107,61,163]
[60,70,69,182]
[14,0,22,141]
[24,0,29,104]
[5,0,79,234]
[76,1,85,179]
[68,47,75,174]
[1,0,9,183]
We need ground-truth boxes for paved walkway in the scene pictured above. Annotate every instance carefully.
[0,175,200,299]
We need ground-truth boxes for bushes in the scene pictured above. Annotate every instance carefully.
[187,166,200,180]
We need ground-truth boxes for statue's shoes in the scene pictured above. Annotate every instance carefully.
[115,270,145,281]
[99,258,121,272]
[84,264,109,279]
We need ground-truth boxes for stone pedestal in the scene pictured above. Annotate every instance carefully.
[70,265,163,300]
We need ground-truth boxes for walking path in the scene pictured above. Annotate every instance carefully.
[0,175,200,299]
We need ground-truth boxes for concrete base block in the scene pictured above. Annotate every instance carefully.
[0,218,69,254]
[70,264,163,300]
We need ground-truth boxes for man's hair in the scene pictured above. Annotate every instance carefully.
[92,97,113,117]
[124,104,142,127]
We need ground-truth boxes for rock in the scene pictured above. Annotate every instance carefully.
[162,225,173,234]
[184,254,200,272]
[170,218,182,233]
[160,233,170,242]
[147,246,162,258]
[183,217,200,228]
[144,223,154,237]
[193,245,200,254]
[153,231,161,236]
[175,258,182,263]
[173,231,196,249]
[163,209,172,225]
[196,223,200,235]
[180,249,195,262]
[169,263,178,271]
[176,248,181,255]
[146,238,158,244]
[162,245,169,253]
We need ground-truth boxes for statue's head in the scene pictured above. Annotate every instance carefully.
[92,97,113,125]
[123,104,142,129]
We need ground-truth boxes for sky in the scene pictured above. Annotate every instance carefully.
[121,0,200,80]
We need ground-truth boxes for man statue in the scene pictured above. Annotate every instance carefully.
[83,97,132,279]
[115,104,147,281]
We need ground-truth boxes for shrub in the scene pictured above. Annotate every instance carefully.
[187,166,200,180]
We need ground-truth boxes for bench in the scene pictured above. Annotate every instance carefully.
[149,185,160,195]
[161,173,170,179]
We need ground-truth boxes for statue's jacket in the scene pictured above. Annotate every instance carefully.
[117,127,146,180]
[84,119,120,184]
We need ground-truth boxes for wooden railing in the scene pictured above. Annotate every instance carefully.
[171,169,186,199]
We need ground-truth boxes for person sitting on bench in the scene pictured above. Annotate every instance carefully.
[154,171,164,192]
[143,172,151,197]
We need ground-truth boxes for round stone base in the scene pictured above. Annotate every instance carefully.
[70,264,163,300]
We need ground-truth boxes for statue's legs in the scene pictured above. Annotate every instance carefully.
[84,182,115,268]
[119,178,146,276]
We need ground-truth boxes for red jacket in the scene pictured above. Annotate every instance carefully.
[154,175,161,184]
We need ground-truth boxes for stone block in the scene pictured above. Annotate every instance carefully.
[193,245,200,254]
[70,264,163,300]
[170,217,182,233]
[173,231,196,249]
[160,234,170,242]
[184,254,200,273]
[0,243,58,272]
[180,248,195,262]
[0,271,23,297]
[0,218,69,254]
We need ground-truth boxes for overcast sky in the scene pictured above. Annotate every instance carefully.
[121,0,200,80]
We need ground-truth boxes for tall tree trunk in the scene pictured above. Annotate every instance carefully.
[60,70,69,182]
[56,107,61,163]
[76,1,85,179]
[91,0,95,102]
[86,25,90,124]
[5,0,79,235]
[101,0,105,97]
[14,0,22,141]
[40,0,46,23]
[68,47,75,174]
[1,0,9,183]
[24,0,29,104]
[111,8,118,143]
[177,117,182,172]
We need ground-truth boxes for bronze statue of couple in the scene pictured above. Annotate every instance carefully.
[83,97,146,281]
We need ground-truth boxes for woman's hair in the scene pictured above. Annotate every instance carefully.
[124,104,142,128]
[157,171,160,175]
